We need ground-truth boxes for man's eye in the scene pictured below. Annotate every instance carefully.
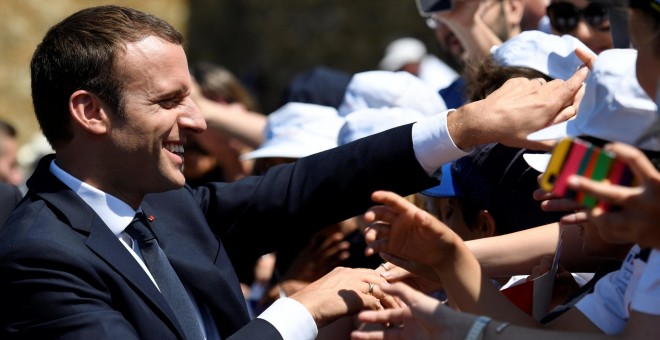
[160,99,178,109]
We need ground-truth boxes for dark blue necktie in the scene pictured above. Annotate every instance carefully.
[125,213,205,340]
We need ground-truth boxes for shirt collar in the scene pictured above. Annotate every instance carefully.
[49,159,137,236]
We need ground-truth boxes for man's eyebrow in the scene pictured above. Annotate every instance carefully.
[155,85,190,99]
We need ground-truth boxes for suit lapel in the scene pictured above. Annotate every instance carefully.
[142,202,251,337]
[85,219,186,337]
[26,155,186,338]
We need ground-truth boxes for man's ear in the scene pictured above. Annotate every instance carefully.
[476,210,497,238]
[69,90,109,135]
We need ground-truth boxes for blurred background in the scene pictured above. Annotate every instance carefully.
[0,0,444,149]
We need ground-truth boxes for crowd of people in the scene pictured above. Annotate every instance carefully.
[0,0,658,339]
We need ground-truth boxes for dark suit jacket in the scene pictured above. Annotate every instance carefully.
[0,183,22,226]
[0,125,436,339]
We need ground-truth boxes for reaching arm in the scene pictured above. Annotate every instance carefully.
[352,282,654,340]
[191,83,266,148]
[466,222,605,276]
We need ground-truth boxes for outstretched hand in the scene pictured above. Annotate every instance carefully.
[364,191,462,274]
[289,267,399,328]
[351,282,474,340]
[450,67,589,151]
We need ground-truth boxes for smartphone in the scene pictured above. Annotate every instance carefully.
[552,138,590,198]
[540,137,635,209]
[416,0,453,15]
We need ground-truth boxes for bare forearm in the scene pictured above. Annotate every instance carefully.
[436,240,541,327]
[196,97,266,148]
[467,223,608,277]
[466,223,560,277]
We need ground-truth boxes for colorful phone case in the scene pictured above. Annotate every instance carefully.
[580,149,615,208]
[552,138,589,197]
[540,138,574,192]
[574,142,596,202]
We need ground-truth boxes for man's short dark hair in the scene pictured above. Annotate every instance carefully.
[30,5,183,148]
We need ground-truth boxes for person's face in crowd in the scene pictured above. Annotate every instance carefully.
[105,36,206,200]
[628,9,659,100]
[425,196,489,241]
[547,0,612,54]
[431,0,517,64]
[0,134,21,185]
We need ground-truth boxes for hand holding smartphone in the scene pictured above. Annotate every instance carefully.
[540,137,635,210]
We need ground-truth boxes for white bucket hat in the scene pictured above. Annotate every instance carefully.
[337,107,426,145]
[240,102,345,160]
[490,30,595,80]
[379,37,427,72]
[524,49,660,172]
[338,70,447,117]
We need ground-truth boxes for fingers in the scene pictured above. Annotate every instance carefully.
[370,191,417,214]
[377,261,413,282]
[353,313,404,340]
[379,253,416,278]
[605,143,660,183]
[547,102,578,126]
[357,308,405,326]
[365,282,399,310]
[559,67,589,101]
[533,187,555,201]
[533,78,546,86]
[365,206,398,226]
[567,175,640,206]
[379,282,428,309]
[364,222,391,256]
[540,196,583,212]
[575,48,596,70]
[353,269,399,309]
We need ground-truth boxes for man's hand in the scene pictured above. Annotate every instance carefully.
[449,67,589,151]
[289,267,398,328]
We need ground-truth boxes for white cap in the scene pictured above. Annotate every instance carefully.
[338,70,447,117]
[491,30,595,80]
[525,49,660,172]
[240,102,345,160]
[379,37,427,71]
[337,107,426,145]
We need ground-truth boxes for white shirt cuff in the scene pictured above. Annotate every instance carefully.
[257,297,318,340]
[412,109,472,176]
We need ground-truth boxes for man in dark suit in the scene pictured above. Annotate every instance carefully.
[0,5,587,339]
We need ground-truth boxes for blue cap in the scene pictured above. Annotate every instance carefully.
[422,144,565,234]
[420,163,463,198]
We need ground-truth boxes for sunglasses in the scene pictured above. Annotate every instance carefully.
[546,2,610,34]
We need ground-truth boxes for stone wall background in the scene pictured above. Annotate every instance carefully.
[1,0,448,157]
